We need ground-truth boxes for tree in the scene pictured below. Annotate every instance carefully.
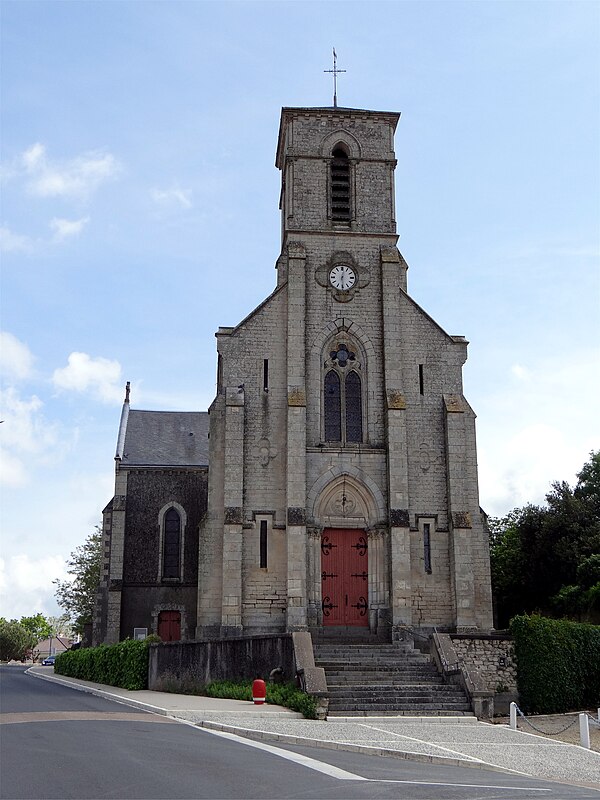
[489,451,600,627]
[19,613,53,643]
[46,613,74,638]
[53,526,103,636]
[0,619,36,661]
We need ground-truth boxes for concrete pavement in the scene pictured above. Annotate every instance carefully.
[28,665,600,790]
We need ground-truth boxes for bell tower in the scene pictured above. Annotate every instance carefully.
[197,103,492,640]
[276,107,401,244]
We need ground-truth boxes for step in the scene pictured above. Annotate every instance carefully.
[323,669,442,676]
[313,642,421,653]
[327,686,467,697]
[315,658,435,672]
[327,709,475,717]
[327,703,472,713]
[316,659,435,665]
[313,640,472,717]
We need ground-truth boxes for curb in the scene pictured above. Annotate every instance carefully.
[26,667,170,716]
[26,668,299,720]
[197,720,525,776]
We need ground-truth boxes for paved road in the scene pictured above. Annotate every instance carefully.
[1,666,598,799]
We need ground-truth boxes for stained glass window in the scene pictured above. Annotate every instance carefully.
[324,371,342,441]
[345,371,363,442]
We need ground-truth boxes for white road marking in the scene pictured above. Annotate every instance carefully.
[195,724,552,791]
[358,722,490,763]
[197,725,366,780]
[368,780,550,791]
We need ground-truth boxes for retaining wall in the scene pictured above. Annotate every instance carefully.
[148,634,295,692]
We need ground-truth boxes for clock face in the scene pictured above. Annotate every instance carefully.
[329,265,356,291]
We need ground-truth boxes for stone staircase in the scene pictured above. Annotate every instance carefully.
[313,641,473,717]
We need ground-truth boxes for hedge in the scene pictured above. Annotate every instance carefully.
[202,680,318,719]
[54,639,149,691]
[510,614,600,713]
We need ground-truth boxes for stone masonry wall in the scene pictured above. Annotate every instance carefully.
[451,634,517,692]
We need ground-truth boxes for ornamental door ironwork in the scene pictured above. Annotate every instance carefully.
[321,528,368,627]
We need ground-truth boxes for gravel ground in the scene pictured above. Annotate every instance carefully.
[190,715,600,785]
[493,711,600,752]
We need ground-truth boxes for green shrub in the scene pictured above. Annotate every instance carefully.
[201,680,317,719]
[54,639,149,690]
[510,614,600,713]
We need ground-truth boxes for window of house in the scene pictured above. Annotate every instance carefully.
[331,147,350,222]
[324,341,363,444]
[162,508,181,579]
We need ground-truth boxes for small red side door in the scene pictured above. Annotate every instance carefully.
[158,611,181,641]
[321,528,368,626]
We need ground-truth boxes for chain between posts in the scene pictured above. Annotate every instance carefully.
[513,704,580,735]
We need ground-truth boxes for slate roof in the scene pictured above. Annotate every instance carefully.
[119,410,209,467]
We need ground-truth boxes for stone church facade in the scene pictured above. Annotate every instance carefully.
[94,105,493,646]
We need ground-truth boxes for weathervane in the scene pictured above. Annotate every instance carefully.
[324,48,346,108]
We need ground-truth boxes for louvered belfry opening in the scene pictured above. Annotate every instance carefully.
[331,147,350,221]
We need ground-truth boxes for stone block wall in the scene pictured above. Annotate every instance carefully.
[451,634,517,692]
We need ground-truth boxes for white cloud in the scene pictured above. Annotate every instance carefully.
[0,554,68,620]
[52,352,123,404]
[510,363,530,381]
[0,332,35,380]
[0,448,28,488]
[22,142,120,199]
[0,387,60,488]
[476,350,600,516]
[22,142,45,171]
[50,216,90,242]
[151,186,193,209]
[0,225,33,253]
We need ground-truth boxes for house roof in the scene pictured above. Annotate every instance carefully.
[117,409,209,467]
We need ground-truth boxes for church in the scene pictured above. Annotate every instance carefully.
[93,104,493,647]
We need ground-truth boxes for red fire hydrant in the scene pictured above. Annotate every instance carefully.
[252,678,266,705]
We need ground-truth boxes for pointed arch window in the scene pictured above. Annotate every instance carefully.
[324,371,342,441]
[331,147,350,222]
[345,371,363,442]
[323,341,363,444]
[162,508,181,579]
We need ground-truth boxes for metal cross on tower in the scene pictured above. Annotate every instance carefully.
[324,48,346,108]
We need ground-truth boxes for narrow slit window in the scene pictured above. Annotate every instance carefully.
[259,520,268,568]
[217,354,223,393]
[423,523,432,574]
[331,148,350,221]
[419,364,424,395]
[263,359,269,391]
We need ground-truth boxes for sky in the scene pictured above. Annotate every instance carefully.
[1,0,599,621]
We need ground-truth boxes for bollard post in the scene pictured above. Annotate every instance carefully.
[252,678,266,705]
[579,713,590,749]
[509,702,517,730]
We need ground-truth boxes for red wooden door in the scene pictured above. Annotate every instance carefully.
[158,611,181,641]
[321,528,368,626]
